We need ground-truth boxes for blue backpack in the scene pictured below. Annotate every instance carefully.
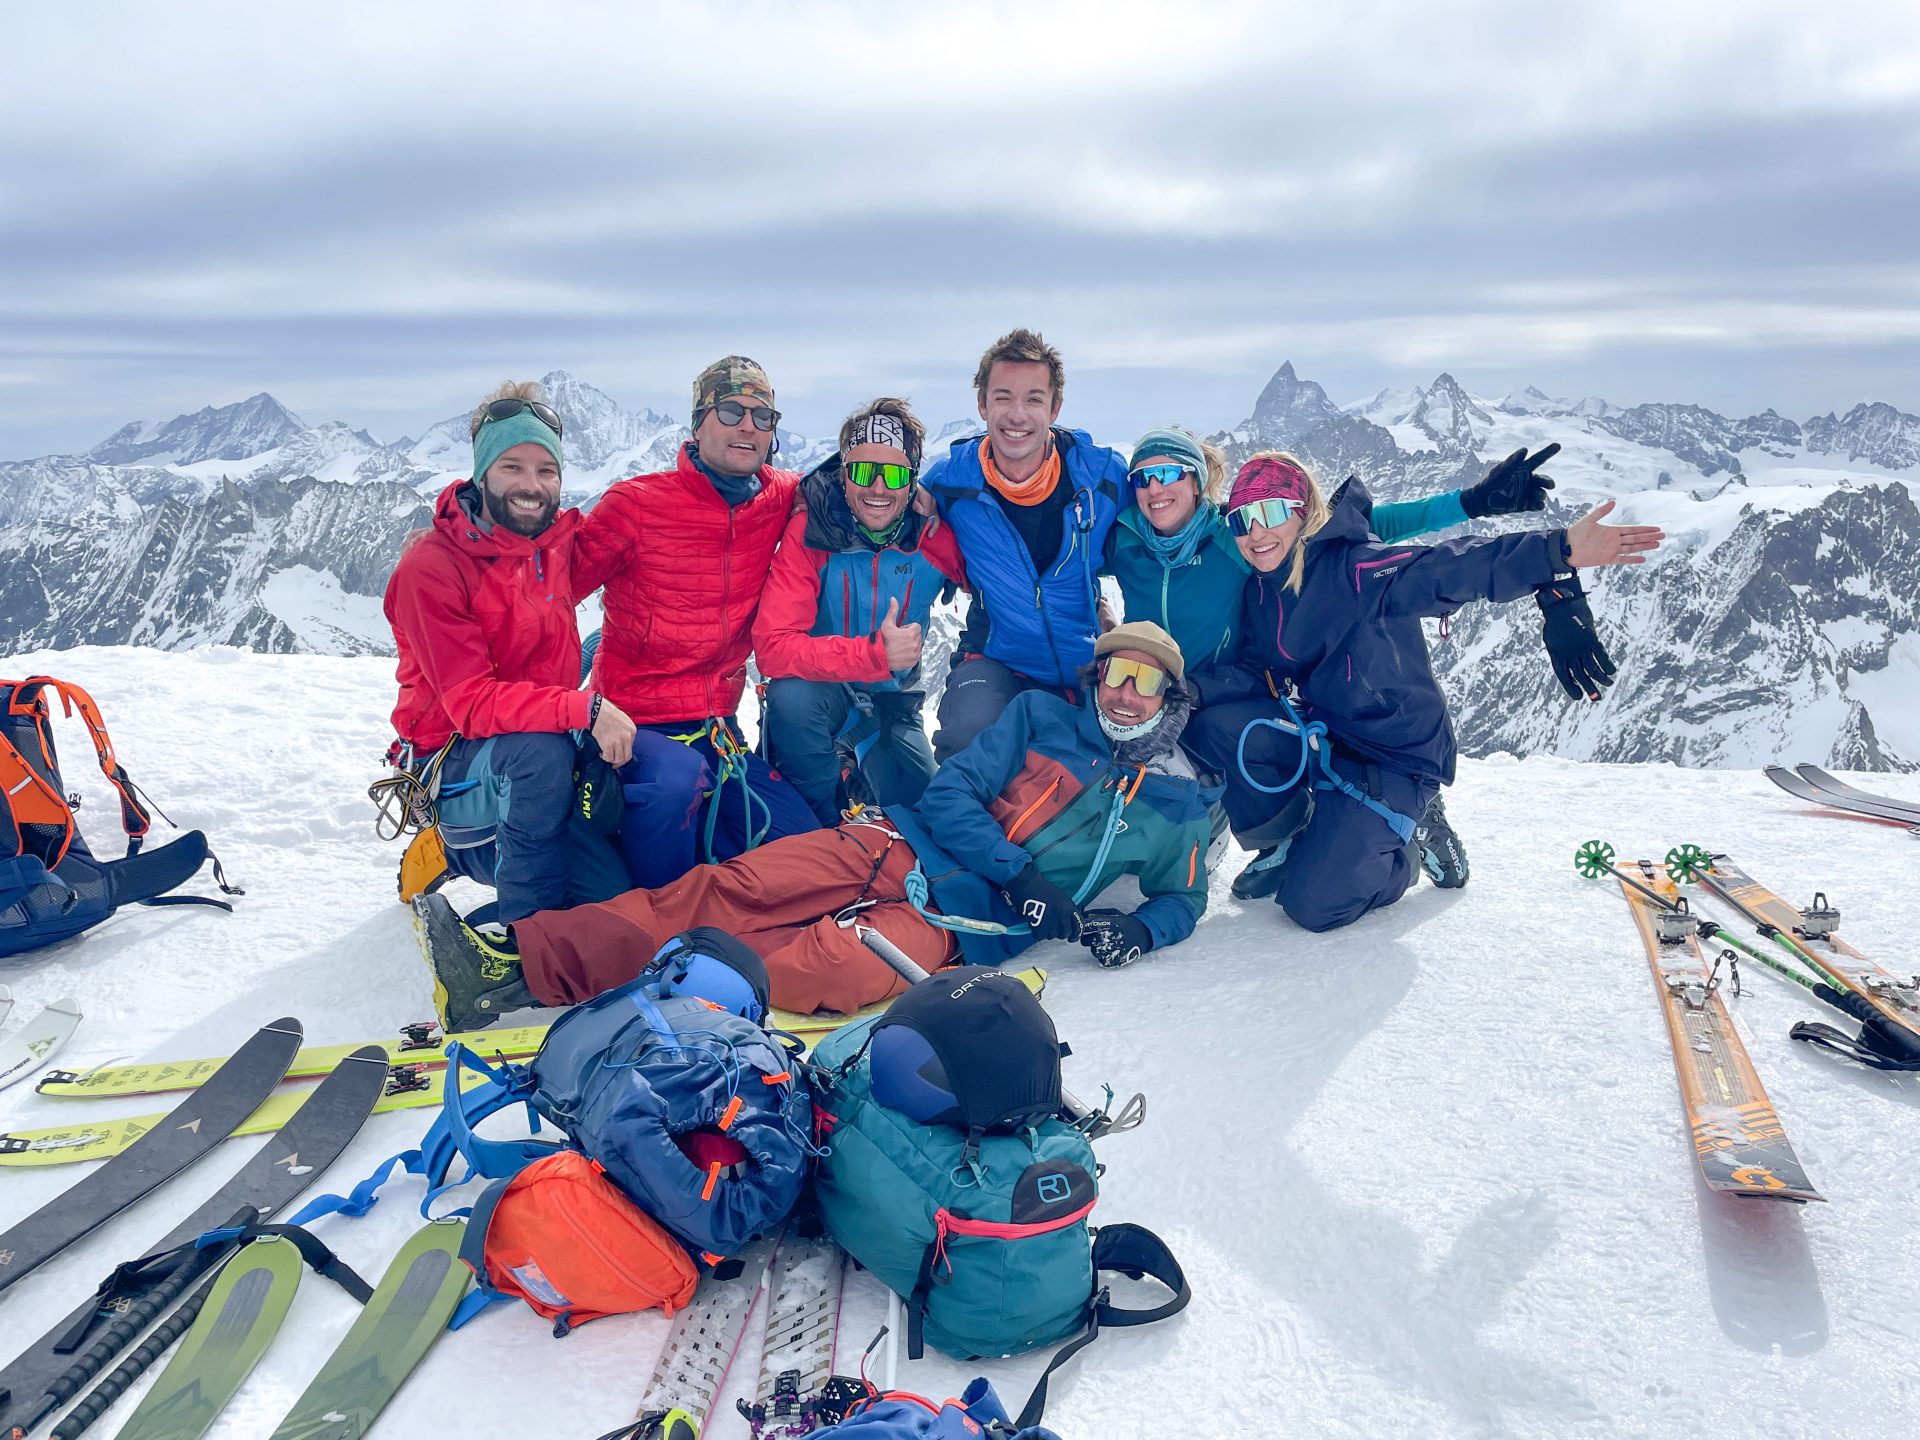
[819,1378,1064,1439]
[298,940,816,1267]
[0,676,238,958]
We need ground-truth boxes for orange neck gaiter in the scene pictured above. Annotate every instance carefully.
[980,438,1061,507]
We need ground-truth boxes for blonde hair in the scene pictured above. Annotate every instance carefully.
[1199,437,1230,504]
[467,379,548,441]
[1243,449,1331,594]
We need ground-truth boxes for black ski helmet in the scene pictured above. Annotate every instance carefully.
[868,967,1062,1133]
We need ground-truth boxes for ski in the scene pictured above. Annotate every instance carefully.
[264,1220,469,1440]
[605,1238,778,1440]
[35,969,1047,1103]
[0,1045,388,1437]
[0,1018,303,1297]
[99,1233,307,1440]
[1792,764,1920,823]
[1764,765,1918,827]
[35,1022,550,1101]
[736,1237,847,1439]
[0,998,83,1094]
[5,1054,505,1168]
[1611,858,1821,1202]
[1668,848,1920,1070]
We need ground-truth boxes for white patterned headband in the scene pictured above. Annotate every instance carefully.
[844,410,917,465]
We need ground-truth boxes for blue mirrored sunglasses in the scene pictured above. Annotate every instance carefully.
[1130,462,1197,489]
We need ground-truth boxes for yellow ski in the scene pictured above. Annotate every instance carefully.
[16,969,1047,1165]
[37,969,1045,1102]
[36,1024,552,1100]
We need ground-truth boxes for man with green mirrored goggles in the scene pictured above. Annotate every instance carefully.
[845,459,916,490]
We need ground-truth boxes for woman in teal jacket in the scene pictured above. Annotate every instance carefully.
[1105,425,1483,673]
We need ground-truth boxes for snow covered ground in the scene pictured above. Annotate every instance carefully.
[3,647,1919,1439]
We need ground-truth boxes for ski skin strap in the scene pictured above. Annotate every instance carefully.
[1013,1223,1190,1431]
[191,1222,376,1304]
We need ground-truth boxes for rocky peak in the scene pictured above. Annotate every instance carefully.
[1409,372,1492,450]
[89,393,308,466]
[1248,362,1345,447]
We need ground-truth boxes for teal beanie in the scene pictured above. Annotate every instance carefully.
[1129,426,1208,480]
[472,408,564,485]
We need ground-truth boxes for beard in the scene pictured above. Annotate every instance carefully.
[480,478,559,538]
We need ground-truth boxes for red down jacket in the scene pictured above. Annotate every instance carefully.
[384,481,590,750]
[574,445,799,725]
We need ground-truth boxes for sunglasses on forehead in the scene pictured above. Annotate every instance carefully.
[705,398,781,432]
[479,397,563,437]
[1099,655,1169,697]
[1227,496,1303,536]
[845,460,915,491]
[1129,462,1197,489]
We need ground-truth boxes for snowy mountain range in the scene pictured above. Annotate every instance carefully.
[1,367,1913,770]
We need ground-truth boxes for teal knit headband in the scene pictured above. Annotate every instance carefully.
[1129,426,1207,480]
[473,409,564,484]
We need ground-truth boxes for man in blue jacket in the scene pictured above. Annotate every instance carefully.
[924,328,1131,761]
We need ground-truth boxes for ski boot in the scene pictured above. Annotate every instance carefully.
[1232,845,1291,901]
[1232,789,1312,900]
[397,827,450,904]
[410,894,533,1031]
[1413,792,1468,889]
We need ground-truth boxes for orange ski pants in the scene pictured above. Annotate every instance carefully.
[511,819,956,1015]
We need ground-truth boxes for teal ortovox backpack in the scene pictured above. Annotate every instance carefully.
[809,1013,1188,1424]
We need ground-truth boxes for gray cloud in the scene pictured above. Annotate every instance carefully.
[3,0,1918,459]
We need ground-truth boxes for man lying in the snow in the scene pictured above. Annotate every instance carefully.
[412,621,1217,1028]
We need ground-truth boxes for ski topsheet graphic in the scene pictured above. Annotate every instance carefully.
[36,969,1045,1101]
[0,1017,302,1297]
[3,1056,502,1167]
[265,1220,469,1440]
[107,1233,308,1440]
[1614,859,1822,1202]
[0,1045,388,1438]
[0,996,82,1093]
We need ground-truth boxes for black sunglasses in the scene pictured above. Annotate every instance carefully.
[479,397,563,437]
[705,398,781,432]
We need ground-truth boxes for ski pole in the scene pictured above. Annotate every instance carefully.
[11,1207,254,1440]
[50,1268,222,1440]
[1667,846,1920,1066]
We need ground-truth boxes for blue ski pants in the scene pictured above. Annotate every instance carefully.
[762,679,937,827]
[615,721,821,890]
[434,732,629,923]
[1183,698,1436,932]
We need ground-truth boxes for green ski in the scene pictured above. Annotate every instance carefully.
[111,1235,307,1440]
[265,1221,470,1439]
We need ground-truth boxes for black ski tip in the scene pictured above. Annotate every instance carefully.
[342,1044,393,1067]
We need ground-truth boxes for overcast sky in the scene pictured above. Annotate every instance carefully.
[2,1,1917,460]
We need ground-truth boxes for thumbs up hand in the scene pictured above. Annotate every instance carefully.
[877,597,923,672]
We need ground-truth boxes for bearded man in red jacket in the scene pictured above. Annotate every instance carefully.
[572,356,820,887]
[383,381,637,922]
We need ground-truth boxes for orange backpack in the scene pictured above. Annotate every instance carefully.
[452,1150,699,1335]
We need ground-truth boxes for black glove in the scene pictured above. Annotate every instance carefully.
[1536,571,1617,701]
[1001,866,1083,943]
[1080,909,1152,968]
[1461,444,1559,519]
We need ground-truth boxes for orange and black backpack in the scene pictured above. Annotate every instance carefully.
[0,676,239,958]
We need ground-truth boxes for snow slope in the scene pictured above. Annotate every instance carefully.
[2,648,1918,1439]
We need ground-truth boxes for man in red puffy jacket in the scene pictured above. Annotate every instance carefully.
[572,356,819,887]
[384,381,636,922]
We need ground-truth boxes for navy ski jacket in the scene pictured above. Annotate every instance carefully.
[924,428,1130,686]
[1195,479,1565,784]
